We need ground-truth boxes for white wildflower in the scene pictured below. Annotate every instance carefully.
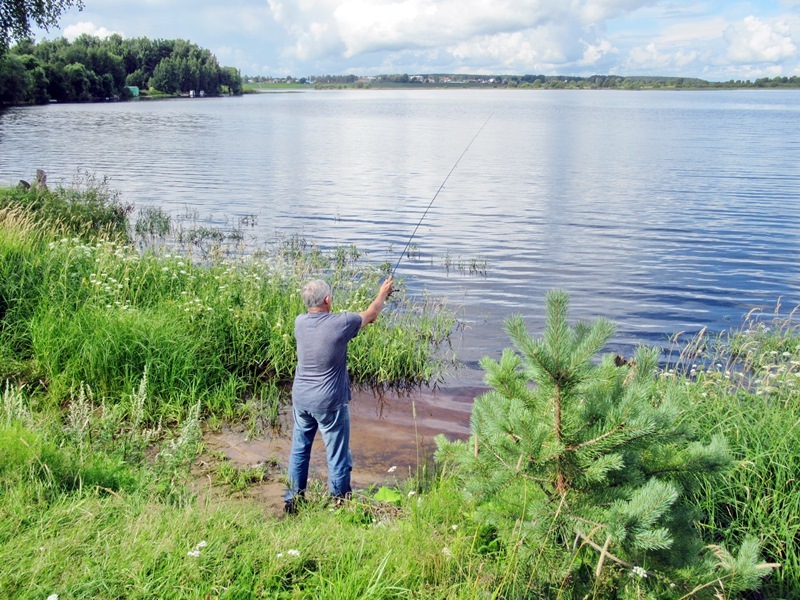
[47,595,58,600]
[188,540,207,557]
[442,547,452,557]
[408,491,416,498]
[451,525,458,531]
[287,549,300,557]
[631,565,647,578]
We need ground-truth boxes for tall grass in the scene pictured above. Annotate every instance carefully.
[0,375,527,599]
[0,194,455,420]
[665,307,800,597]
[0,170,131,239]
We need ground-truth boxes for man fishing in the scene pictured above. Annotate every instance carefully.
[284,275,394,513]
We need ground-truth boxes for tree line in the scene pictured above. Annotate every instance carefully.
[368,72,800,89]
[0,34,243,105]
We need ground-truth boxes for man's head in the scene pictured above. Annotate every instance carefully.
[301,280,331,311]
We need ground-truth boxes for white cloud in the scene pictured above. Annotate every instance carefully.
[725,16,797,63]
[580,39,616,66]
[449,23,597,71]
[41,0,800,79]
[267,0,654,64]
[658,17,728,45]
[626,42,699,71]
[63,21,121,41]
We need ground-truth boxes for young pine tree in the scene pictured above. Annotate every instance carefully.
[436,290,772,596]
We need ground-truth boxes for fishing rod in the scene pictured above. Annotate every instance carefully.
[391,113,494,277]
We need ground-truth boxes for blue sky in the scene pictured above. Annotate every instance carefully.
[38,0,800,80]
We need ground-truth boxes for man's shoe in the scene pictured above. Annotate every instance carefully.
[283,500,298,515]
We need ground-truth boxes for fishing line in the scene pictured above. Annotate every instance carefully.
[391,113,494,277]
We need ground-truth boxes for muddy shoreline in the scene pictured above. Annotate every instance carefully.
[204,385,484,496]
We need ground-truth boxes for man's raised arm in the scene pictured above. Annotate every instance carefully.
[359,276,394,328]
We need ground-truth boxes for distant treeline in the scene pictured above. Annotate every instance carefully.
[246,72,800,90]
[0,35,243,105]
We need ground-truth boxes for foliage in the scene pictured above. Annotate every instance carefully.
[436,290,773,596]
[0,169,132,238]
[0,0,83,51]
[264,72,800,90]
[2,273,800,596]
[0,33,243,105]
[0,185,455,420]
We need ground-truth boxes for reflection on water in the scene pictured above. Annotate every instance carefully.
[2,90,800,385]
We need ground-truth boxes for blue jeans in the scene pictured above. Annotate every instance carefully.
[285,404,352,502]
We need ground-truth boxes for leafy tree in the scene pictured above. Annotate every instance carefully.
[62,61,90,101]
[1,0,83,51]
[220,66,241,94]
[149,55,179,93]
[0,52,28,103]
[124,67,146,89]
[16,52,48,102]
[436,290,773,595]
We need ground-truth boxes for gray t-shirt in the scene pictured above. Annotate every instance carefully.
[292,311,362,412]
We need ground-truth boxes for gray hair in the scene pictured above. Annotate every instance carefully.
[301,279,331,310]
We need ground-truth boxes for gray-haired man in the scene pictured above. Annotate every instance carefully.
[284,276,393,512]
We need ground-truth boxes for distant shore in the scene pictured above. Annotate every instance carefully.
[244,74,800,93]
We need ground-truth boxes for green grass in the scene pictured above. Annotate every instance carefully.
[0,190,455,421]
[0,378,522,599]
[3,182,800,597]
[665,312,800,598]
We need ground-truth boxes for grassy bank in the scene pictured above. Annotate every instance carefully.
[0,183,454,422]
[1,181,799,598]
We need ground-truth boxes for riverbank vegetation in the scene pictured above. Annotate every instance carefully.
[1,180,799,597]
[0,34,242,105]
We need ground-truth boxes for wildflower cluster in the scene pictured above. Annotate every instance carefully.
[187,541,207,558]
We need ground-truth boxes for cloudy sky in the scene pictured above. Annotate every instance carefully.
[40,0,800,81]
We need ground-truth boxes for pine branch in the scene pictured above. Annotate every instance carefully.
[575,528,648,573]
[566,423,625,452]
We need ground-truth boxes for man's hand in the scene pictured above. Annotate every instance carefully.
[379,276,394,300]
[360,275,394,328]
